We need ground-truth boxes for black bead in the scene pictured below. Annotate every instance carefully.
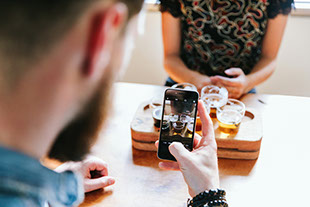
[210,189,216,195]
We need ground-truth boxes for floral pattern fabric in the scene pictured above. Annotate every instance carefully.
[160,0,293,77]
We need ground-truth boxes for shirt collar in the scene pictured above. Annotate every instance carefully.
[0,145,84,206]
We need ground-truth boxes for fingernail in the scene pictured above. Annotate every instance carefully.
[108,179,115,185]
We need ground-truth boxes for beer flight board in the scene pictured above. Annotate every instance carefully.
[131,94,265,160]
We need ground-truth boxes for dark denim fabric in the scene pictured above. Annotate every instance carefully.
[164,77,178,87]
[247,88,257,94]
[0,146,84,207]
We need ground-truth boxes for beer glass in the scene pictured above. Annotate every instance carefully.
[150,96,162,111]
[217,99,245,134]
[150,96,163,127]
[171,83,197,91]
[201,85,228,118]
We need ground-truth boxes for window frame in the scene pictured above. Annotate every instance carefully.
[292,1,310,16]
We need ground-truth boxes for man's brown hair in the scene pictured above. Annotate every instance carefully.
[0,0,143,82]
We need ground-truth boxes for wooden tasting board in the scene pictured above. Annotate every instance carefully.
[131,95,263,160]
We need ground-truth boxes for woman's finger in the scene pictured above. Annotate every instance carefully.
[210,76,238,87]
[225,68,243,76]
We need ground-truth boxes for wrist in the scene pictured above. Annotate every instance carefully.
[244,75,255,93]
[188,189,228,207]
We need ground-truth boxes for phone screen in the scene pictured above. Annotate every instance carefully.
[157,89,199,161]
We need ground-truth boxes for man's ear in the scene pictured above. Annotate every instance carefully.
[83,3,128,77]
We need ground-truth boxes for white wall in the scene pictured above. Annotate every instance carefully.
[121,11,310,97]
[122,12,166,85]
[256,15,310,97]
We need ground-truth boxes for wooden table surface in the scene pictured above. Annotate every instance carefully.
[80,82,310,207]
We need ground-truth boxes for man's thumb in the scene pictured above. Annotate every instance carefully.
[169,142,191,162]
[84,176,115,193]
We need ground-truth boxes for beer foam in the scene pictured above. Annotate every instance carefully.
[203,94,227,108]
[217,110,243,125]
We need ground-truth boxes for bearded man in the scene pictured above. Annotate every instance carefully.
[0,1,225,206]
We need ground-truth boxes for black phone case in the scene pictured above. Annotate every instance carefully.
[157,88,199,161]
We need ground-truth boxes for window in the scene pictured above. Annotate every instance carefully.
[145,0,158,4]
[293,0,310,16]
[145,0,160,11]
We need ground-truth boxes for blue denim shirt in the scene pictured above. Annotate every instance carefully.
[0,146,84,207]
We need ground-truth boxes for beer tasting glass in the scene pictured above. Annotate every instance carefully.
[217,99,245,135]
[150,96,163,127]
[201,85,228,118]
[171,83,197,91]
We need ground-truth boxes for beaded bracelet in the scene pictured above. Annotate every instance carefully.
[187,189,228,207]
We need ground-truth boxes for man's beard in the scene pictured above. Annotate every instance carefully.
[48,68,114,162]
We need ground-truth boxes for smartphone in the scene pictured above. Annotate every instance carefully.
[157,88,199,161]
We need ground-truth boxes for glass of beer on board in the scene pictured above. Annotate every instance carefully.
[150,96,163,127]
[217,99,245,135]
[201,85,228,118]
[171,83,197,91]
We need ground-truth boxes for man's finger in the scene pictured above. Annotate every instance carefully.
[193,133,201,148]
[158,162,180,171]
[84,158,108,176]
[156,138,198,150]
[84,176,115,193]
[169,142,191,163]
[197,100,215,147]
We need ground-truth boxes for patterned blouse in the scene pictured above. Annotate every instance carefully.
[160,0,293,77]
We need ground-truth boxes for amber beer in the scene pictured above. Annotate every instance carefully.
[217,110,243,134]
[210,107,217,119]
[201,95,226,118]
[195,117,202,135]
[217,99,245,135]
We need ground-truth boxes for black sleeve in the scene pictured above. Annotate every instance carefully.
[267,0,294,19]
[159,0,182,18]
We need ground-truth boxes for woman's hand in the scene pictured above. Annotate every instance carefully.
[210,68,250,99]
[55,156,115,193]
[156,101,219,197]
[193,72,212,92]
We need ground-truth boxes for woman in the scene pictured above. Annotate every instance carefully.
[160,0,293,98]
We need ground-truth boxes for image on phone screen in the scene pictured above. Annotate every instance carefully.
[157,89,198,161]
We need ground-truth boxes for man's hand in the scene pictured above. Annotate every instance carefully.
[210,68,250,99]
[156,101,219,197]
[55,156,115,193]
